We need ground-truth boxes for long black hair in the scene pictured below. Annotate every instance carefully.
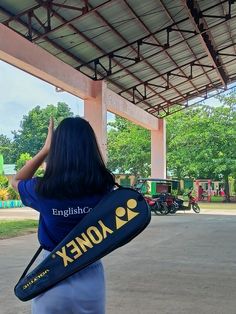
[36,117,115,199]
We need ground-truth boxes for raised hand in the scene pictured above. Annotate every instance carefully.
[42,117,54,154]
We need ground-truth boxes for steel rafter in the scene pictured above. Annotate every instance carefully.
[1,0,113,42]
[88,1,184,104]
[148,80,233,118]
[0,6,86,65]
[36,2,172,108]
[123,0,201,96]
[136,53,236,118]
[145,53,236,114]
[159,0,212,91]
[220,1,236,56]
[117,38,236,106]
[1,0,236,118]
[1,3,41,25]
[121,1,191,99]
[119,54,208,102]
[32,0,113,42]
[146,64,236,118]
[77,0,232,80]
[183,0,230,87]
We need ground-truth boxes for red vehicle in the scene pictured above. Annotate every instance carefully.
[173,190,200,213]
[187,190,200,213]
[144,196,169,215]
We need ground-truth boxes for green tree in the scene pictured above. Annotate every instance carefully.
[166,95,236,201]
[12,102,73,160]
[0,134,14,163]
[107,116,150,177]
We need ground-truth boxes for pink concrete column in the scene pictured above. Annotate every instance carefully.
[84,81,107,162]
[151,119,166,179]
[207,179,211,202]
[195,180,200,201]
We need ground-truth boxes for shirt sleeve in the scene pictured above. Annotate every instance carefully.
[18,178,39,210]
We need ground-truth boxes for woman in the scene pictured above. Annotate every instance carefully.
[11,117,115,314]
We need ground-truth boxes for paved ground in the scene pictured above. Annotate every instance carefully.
[1,213,236,314]
[0,208,39,220]
[1,204,236,221]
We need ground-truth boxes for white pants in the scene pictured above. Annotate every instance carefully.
[32,250,105,314]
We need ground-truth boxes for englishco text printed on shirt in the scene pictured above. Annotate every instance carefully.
[15,187,151,302]
[52,207,92,217]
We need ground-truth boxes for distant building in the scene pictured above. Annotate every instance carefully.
[3,164,16,181]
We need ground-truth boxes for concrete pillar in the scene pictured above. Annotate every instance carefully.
[151,119,166,179]
[195,180,200,201]
[84,81,107,162]
[207,179,211,202]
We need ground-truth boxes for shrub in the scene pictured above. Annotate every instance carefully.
[7,186,19,200]
[16,153,32,171]
[0,175,8,188]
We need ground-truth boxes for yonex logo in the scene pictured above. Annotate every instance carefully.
[115,199,139,229]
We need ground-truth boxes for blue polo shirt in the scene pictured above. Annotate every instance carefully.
[18,178,105,251]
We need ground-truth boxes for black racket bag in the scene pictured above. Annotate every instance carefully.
[15,187,151,301]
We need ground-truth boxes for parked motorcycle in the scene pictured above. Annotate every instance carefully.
[144,195,169,215]
[175,191,200,213]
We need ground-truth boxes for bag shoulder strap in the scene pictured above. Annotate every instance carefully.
[18,246,43,282]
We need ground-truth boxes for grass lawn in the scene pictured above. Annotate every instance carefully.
[0,220,38,239]
[198,202,236,209]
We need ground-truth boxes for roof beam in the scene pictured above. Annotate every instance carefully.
[102,83,159,130]
[0,5,141,103]
[0,23,159,129]
[182,0,229,87]
[0,23,94,99]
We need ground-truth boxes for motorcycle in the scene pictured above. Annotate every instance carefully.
[164,193,176,214]
[175,191,200,213]
[144,195,169,215]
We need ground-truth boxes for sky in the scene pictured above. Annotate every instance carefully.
[0,61,86,139]
[0,60,231,139]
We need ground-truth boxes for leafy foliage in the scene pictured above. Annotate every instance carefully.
[107,116,151,176]
[15,153,32,171]
[0,134,14,163]
[166,100,236,180]
[12,102,73,160]
[166,94,236,200]
[7,186,20,200]
[0,175,8,188]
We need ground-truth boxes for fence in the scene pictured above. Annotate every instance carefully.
[0,200,23,208]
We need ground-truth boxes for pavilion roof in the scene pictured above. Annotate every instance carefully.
[1,0,236,117]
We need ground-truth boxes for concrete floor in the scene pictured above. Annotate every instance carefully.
[1,214,236,314]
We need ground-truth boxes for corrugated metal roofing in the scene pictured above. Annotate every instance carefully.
[0,0,236,117]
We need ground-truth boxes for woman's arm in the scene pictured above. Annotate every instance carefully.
[11,118,54,191]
